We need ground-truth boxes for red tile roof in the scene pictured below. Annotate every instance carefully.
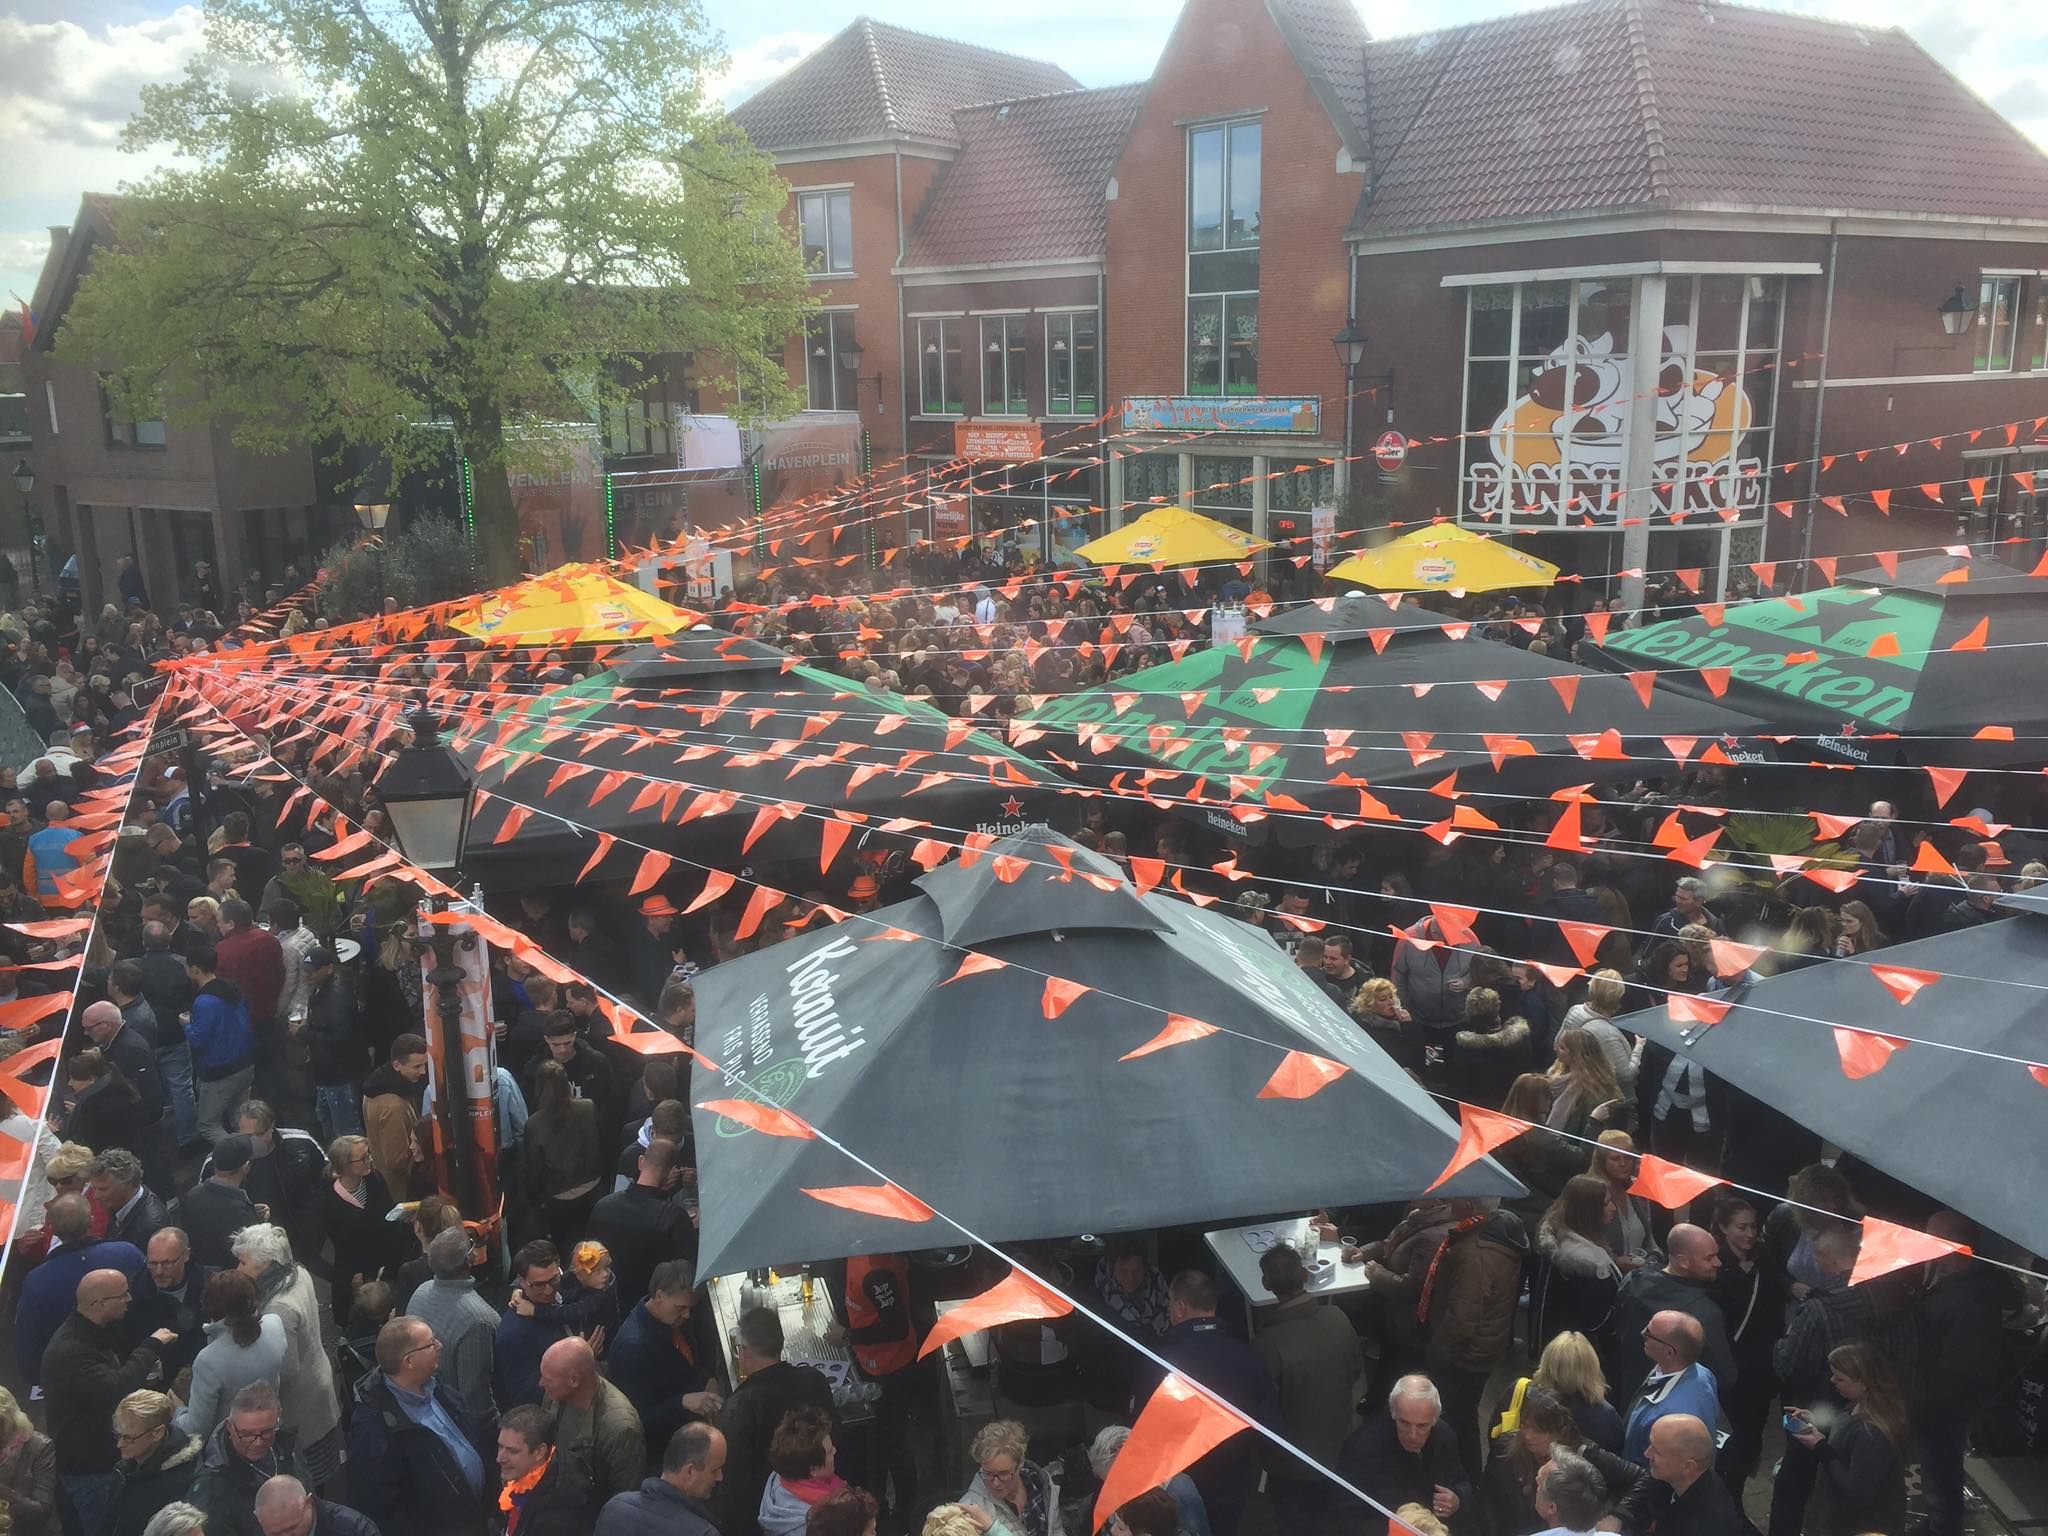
[902,85,1144,269]
[729,17,1077,152]
[1266,0,1375,158]
[1352,0,2048,238]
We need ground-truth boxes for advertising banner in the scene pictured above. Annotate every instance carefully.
[954,420,1044,460]
[1121,396,1322,435]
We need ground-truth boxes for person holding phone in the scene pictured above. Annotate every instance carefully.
[1786,1344,1909,1536]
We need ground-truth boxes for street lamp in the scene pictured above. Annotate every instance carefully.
[1331,322,1368,509]
[834,336,886,414]
[1938,285,1978,337]
[11,459,38,598]
[354,502,391,613]
[372,693,476,882]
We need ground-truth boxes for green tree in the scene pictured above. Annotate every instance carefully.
[60,0,811,586]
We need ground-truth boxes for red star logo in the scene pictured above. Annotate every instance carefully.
[1000,795,1025,817]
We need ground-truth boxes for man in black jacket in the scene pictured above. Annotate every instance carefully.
[349,1315,495,1536]
[134,1226,214,1377]
[1141,1270,1281,1536]
[1913,1212,2013,1536]
[81,998,173,1190]
[713,1308,834,1536]
[43,1268,180,1536]
[252,1474,382,1536]
[189,1383,312,1536]
[605,1262,723,1474]
[594,1425,724,1536]
[1606,1224,1735,1403]
[1336,1375,1472,1531]
[520,1013,620,1149]
[90,1147,169,1250]
[585,1139,695,1305]
[182,1134,269,1270]
[493,1406,591,1536]
[1644,1415,1744,1536]
[302,949,367,1141]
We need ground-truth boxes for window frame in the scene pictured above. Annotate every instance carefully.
[98,377,165,450]
[1043,310,1099,419]
[1976,275,2022,374]
[796,188,854,277]
[804,311,857,412]
[1186,118,1262,397]
[979,314,1031,417]
[917,317,966,418]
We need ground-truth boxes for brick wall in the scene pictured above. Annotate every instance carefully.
[1104,0,1360,415]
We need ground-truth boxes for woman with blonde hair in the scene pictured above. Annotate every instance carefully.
[1531,1331,1622,1454]
[107,1390,200,1536]
[1553,970,1636,1092]
[1587,1130,1663,1270]
[921,1508,994,1536]
[1545,1030,1624,1140]
[1349,977,1413,1068]
[0,1385,55,1536]
[959,1420,1062,1536]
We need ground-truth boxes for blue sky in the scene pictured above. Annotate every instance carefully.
[5,0,2046,310]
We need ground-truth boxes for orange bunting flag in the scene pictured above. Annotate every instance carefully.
[1548,674,1580,711]
[1626,671,1657,708]
[1707,938,1765,979]
[919,1268,1074,1359]
[1095,1374,1252,1536]
[1129,856,1165,897]
[1430,904,1481,948]
[1668,993,1733,1028]
[311,829,375,862]
[1870,965,1938,1006]
[576,834,618,883]
[628,851,672,896]
[1833,1027,1907,1080]
[1628,1153,1725,1210]
[864,926,920,944]
[684,870,736,914]
[733,884,786,941]
[1803,867,1862,894]
[1121,1013,1218,1061]
[1546,801,1585,853]
[1849,1215,1969,1287]
[819,818,854,874]
[1949,617,1988,652]
[1530,962,1582,990]
[0,991,74,1032]
[1558,921,1611,969]
[1042,977,1093,1018]
[0,1038,64,1113]
[1926,765,1969,809]
[1809,811,1862,840]
[1910,841,1958,878]
[945,952,1010,984]
[800,1183,938,1224]
[1257,1051,1350,1101]
[1427,1104,1527,1193]
[695,1099,818,1140]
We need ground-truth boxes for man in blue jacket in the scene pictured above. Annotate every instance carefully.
[16,1194,151,1387]
[1140,1270,1282,1536]
[185,944,254,1146]
[1622,1310,1722,1465]
[349,1315,494,1536]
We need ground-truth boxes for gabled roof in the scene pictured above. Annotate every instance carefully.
[1351,0,2048,239]
[729,17,1078,153]
[1265,0,1374,159]
[27,194,128,352]
[901,85,1144,269]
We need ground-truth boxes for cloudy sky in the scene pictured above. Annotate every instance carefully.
[4,0,2045,309]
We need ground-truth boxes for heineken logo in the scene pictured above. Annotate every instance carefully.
[1603,587,1935,729]
[1025,639,1330,795]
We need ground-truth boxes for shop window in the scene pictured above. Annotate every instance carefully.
[1045,312,1099,417]
[1121,451,1180,510]
[980,315,1030,416]
[805,313,856,411]
[918,318,965,416]
[797,189,853,275]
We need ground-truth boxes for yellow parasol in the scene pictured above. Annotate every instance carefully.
[1072,506,1271,567]
[449,567,704,644]
[1325,524,1558,594]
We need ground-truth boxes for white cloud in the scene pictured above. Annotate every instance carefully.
[712,30,833,106]
[0,4,202,301]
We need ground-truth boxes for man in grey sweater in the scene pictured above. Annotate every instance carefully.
[406,1227,499,1424]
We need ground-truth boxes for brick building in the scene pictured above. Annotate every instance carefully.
[732,0,2048,594]
[20,196,342,619]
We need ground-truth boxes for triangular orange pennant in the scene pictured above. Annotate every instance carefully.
[1548,674,1580,712]
[684,870,735,913]
[1707,938,1765,978]
[1668,993,1733,1028]
[1558,921,1610,968]
[1095,1374,1252,1534]
[1949,617,1988,652]
[1628,1153,1725,1210]
[1849,1215,1968,1286]
[694,1099,818,1139]
[945,952,1009,984]
[733,884,786,940]
[1121,1013,1218,1061]
[1910,840,1958,877]
[1869,965,1938,1006]
[1833,1026,1907,1080]
[1129,856,1165,897]
[1426,1104,1528,1192]
[1042,976,1093,1018]
[628,850,673,896]
[819,818,854,874]
[800,1183,938,1223]
[1545,801,1584,853]
[918,1268,1073,1359]
[1257,1051,1350,1100]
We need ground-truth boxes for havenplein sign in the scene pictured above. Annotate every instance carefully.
[1600,585,1938,730]
[1026,639,1330,798]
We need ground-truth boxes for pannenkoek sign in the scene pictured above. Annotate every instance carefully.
[1602,586,1937,729]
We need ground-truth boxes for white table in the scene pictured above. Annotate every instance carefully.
[1202,1216,1373,1334]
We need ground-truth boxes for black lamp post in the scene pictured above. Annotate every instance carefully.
[372,692,482,1212]
[11,459,39,598]
[834,337,885,413]
[354,502,391,613]
[1331,322,1368,503]
[1938,285,1978,338]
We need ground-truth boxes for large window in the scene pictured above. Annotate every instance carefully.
[99,379,164,448]
[1188,119,1260,397]
[918,318,965,416]
[1045,311,1099,417]
[1192,453,1254,535]
[797,189,853,275]
[1976,276,2021,373]
[805,312,857,411]
[605,393,676,458]
[1121,451,1180,510]
[980,315,1030,416]
[1458,274,1782,530]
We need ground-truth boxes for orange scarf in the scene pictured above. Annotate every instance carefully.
[498,1447,553,1525]
[1415,1215,1487,1325]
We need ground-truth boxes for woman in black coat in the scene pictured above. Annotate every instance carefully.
[107,1392,202,1536]
[1483,1388,1656,1536]
[1707,1193,1788,1494]
[312,1135,411,1328]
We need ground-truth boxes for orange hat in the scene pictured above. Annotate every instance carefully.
[639,893,680,917]
[571,1240,610,1278]
[848,874,880,901]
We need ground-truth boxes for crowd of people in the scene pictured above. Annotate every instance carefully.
[0,546,2041,1536]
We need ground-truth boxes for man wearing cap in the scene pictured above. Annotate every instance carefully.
[627,895,687,1010]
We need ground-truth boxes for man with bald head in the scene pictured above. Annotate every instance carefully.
[255,1472,381,1536]
[1609,1222,1734,1402]
[541,1335,644,1514]
[348,1316,493,1536]
[1644,1415,1743,1536]
[82,998,173,1187]
[43,1267,180,1536]
[1623,1310,1722,1466]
